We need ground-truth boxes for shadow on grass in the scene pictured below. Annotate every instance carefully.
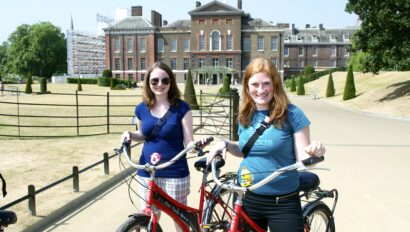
[378,80,410,102]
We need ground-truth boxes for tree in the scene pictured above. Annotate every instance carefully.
[343,65,356,100]
[7,22,67,81]
[296,76,305,95]
[348,51,370,72]
[40,77,48,93]
[0,42,10,77]
[304,65,315,76]
[346,1,410,72]
[102,69,112,78]
[218,74,231,94]
[290,77,296,92]
[326,71,335,97]
[183,69,199,110]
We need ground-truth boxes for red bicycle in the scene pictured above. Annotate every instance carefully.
[204,155,338,232]
[115,138,235,232]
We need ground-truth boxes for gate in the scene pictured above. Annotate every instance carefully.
[194,90,239,141]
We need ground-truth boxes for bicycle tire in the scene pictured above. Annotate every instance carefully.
[303,202,335,232]
[116,215,163,232]
[202,182,236,231]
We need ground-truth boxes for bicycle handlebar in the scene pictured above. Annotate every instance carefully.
[115,137,214,173]
[211,155,324,192]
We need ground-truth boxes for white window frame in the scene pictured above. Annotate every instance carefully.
[312,46,318,57]
[331,46,337,57]
[212,58,219,67]
[140,37,146,53]
[226,34,233,51]
[271,36,278,51]
[257,36,264,51]
[199,34,205,51]
[284,47,289,57]
[298,46,304,56]
[243,37,250,51]
[114,38,120,53]
[171,39,177,52]
[157,39,164,53]
[210,30,221,51]
[183,39,190,52]
[171,58,177,69]
[226,57,233,68]
[127,38,133,53]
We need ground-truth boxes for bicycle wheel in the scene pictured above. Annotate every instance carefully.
[303,202,335,232]
[116,215,163,232]
[202,184,236,231]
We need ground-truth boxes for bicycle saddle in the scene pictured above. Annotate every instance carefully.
[0,210,17,227]
[299,172,320,192]
[194,157,225,172]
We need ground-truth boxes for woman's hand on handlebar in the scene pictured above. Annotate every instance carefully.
[206,140,227,164]
[120,131,131,143]
[304,140,325,157]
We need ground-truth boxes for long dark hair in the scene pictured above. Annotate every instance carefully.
[142,62,181,108]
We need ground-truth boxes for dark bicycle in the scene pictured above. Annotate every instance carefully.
[203,155,338,232]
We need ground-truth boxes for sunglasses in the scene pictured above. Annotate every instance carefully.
[150,77,171,86]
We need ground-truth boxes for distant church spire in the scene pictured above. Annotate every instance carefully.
[71,15,74,30]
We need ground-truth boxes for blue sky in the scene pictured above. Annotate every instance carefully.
[0,0,359,43]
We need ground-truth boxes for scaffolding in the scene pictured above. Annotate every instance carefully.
[66,29,106,77]
[67,14,114,77]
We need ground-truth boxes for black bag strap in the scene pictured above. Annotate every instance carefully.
[145,106,173,140]
[242,120,271,158]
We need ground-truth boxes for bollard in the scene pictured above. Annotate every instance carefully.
[28,185,36,215]
[103,152,110,175]
[73,166,79,192]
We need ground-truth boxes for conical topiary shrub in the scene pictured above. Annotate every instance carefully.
[218,74,231,95]
[296,76,305,95]
[25,74,33,94]
[40,77,48,93]
[77,77,83,91]
[184,69,199,110]
[343,65,356,100]
[290,77,296,92]
[326,71,335,97]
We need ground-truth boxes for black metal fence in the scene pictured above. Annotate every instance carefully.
[0,88,239,214]
[0,88,239,139]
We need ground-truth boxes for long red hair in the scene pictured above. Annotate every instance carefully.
[238,57,289,127]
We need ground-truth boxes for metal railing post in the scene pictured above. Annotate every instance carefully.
[107,92,110,134]
[28,185,36,215]
[76,90,79,136]
[200,90,203,127]
[231,89,239,141]
[73,166,79,192]
[103,152,109,175]
[17,87,21,139]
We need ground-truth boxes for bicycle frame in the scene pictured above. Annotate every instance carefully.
[141,173,226,232]
[210,156,327,232]
[117,139,232,232]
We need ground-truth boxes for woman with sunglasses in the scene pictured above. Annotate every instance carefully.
[121,62,195,231]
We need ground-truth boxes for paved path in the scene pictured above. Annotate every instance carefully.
[43,96,410,232]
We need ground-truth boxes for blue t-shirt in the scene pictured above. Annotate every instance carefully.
[237,104,310,195]
[135,100,191,178]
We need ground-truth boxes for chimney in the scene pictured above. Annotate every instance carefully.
[151,10,157,26]
[156,12,162,27]
[163,20,168,26]
[131,6,142,16]
[306,24,310,28]
[238,0,242,9]
[292,23,296,35]
[319,23,324,30]
[196,1,201,7]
